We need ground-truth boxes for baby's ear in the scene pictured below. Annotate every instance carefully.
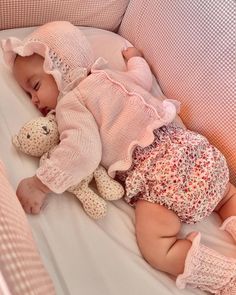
[12,135,21,150]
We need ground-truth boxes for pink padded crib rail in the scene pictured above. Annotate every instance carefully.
[0,161,55,294]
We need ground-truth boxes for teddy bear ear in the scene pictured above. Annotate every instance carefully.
[12,135,21,150]
[46,110,56,120]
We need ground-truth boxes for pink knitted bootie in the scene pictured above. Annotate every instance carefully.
[176,233,236,294]
[220,216,236,242]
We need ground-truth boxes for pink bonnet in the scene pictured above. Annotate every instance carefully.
[1,21,95,93]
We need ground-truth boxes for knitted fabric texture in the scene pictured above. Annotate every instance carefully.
[220,216,236,242]
[1,21,179,193]
[35,57,178,192]
[1,21,95,93]
[176,233,236,294]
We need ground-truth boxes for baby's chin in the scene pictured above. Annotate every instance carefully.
[40,107,51,116]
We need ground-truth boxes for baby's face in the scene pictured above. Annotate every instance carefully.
[13,54,59,115]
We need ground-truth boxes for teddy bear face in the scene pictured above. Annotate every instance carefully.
[13,113,60,157]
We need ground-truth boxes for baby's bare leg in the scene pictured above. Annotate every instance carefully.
[135,200,194,276]
[215,182,236,221]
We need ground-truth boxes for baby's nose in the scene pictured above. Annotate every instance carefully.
[31,94,39,107]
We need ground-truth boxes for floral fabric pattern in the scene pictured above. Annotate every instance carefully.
[116,123,229,224]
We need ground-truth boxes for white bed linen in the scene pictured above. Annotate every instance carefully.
[0,27,235,295]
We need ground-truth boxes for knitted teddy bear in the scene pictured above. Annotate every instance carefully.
[12,111,124,219]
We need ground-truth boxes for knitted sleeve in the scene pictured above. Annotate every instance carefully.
[126,56,153,91]
[36,90,102,193]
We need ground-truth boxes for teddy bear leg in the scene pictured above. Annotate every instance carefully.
[71,186,107,219]
[93,166,124,201]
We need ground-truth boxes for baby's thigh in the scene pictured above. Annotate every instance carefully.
[134,200,194,275]
[135,200,181,255]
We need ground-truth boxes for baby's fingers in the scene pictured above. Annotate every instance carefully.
[122,47,134,60]
[20,199,32,214]
[31,202,42,214]
[122,47,143,61]
[21,200,42,214]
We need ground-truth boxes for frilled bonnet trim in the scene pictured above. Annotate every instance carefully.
[1,21,96,94]
[1,37,89,94]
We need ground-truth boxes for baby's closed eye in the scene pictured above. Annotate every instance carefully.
[33,81,40,91]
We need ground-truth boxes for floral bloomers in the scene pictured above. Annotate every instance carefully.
[116,123,229,224]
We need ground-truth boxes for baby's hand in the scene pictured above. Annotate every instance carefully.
[122,47,143,61]
[16,176,51,214]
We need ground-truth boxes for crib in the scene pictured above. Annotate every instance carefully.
[0,1,235,294]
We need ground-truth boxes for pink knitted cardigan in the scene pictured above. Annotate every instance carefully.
[37,57,179,193]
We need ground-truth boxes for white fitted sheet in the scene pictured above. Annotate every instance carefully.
[0,26,235,295]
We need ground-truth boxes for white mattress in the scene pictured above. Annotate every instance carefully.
[0,26,235,295]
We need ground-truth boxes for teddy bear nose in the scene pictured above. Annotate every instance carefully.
[42,126,50,135]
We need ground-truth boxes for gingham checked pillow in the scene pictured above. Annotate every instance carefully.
[0,0,130,31]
